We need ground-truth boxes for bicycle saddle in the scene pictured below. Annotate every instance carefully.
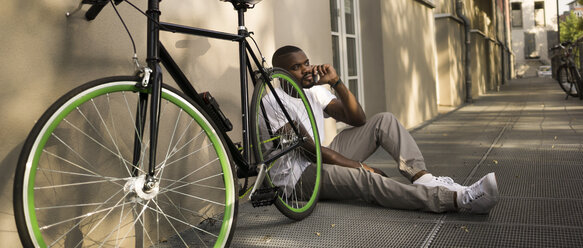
[221,0,262,6]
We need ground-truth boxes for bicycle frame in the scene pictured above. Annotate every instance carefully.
[139,0,303,189]
[556,42,583,100]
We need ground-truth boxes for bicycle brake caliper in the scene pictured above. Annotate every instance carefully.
[141,67,153,87]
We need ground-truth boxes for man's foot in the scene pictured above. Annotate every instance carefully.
[457,173,499,214]
[413,174,466,191]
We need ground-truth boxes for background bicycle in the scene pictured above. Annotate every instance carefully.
[13,0,322,247]
[551,41,583,100]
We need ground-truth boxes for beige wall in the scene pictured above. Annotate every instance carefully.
[269,0,336,145]
[359,0,387,117]
[435,0,507,101]
[434,1,467,107]
[470,33,488,97]
[435,17,465,106]
[379,0,439,128]
[0,0,333,244]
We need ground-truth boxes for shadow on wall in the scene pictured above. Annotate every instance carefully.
[381,0,438,128]
[0,0,256,245]
[435,18,464,107]
[0,145,23,246]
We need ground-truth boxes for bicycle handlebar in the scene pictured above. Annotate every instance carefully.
[85,3,107,21]
[550,42,576,52]
[84,0,123,21]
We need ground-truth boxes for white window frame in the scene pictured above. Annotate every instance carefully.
[330,0,365,110]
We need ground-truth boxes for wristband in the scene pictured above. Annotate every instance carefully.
[332,79,342,89]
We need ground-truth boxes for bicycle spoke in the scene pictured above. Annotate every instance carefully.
[160,177,226,191]
[75,106,106,142]
[158,194,212,247]
[163,184,226,207]
[150,199,190,247]
[34,178,124,190]
[162,108,183,169]
[18,81,236,247]
[156,129,207,173]
[106,93,135,177]
[90,98,133,177]
[62,118,134,172]
[158,147,220,186]
[47,197,130,246]
[42,149,110,183]
[163,172,226,194]
[117,199,150,247]
[141,200,219,238]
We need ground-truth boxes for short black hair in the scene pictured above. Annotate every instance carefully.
[272,45,303,68]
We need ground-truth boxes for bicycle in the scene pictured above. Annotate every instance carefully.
[551,41,583,100]
[13,0,323,247]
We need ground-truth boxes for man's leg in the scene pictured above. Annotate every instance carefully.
[300,163,457,213]
[328,112,426,181]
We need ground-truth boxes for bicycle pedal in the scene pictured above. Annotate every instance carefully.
[250,187,280,207]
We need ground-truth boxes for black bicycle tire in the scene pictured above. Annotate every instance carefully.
[250,68,322,221]
[13,76,238,247]
[557,65,579,97]
[571,66,583,100]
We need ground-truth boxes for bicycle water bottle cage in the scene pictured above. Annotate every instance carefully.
[199,92,234,132]
[250,187,280,207]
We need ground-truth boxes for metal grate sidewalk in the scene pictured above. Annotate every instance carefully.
[231,77,583,247]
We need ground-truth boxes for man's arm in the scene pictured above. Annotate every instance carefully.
[312,64,366,127]
[320,146,386,176]
[286,122,385,176]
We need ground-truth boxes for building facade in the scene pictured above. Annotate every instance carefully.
[568,0,583,17]
[434,0,514,105]
[510,0,559,77]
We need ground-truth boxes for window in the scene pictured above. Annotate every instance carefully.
[534,2,545,27]
[330,0,364,106]
[511,2,522,27]
[525,32,539,59]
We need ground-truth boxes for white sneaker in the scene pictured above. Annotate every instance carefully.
[457,173,499,214]
[413,174,466,191]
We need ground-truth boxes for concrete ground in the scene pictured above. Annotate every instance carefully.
[231,76,583,247]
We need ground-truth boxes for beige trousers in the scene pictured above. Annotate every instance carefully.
[306,113,456,213]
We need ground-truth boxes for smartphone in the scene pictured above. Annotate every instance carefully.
[312,71,319,84]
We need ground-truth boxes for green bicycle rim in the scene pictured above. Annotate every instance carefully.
[256,72,322,213]
[21,81,236,247]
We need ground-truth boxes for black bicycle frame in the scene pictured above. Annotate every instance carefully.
[139,0,302,183]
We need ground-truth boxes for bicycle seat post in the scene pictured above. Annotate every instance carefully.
[233,2,254,164]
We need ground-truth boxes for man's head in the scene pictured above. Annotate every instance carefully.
[272,45,314,88]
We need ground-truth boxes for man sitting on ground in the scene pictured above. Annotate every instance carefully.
[270,45,498,214]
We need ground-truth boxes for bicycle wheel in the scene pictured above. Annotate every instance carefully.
[570,66,583,100]
[557,65,579,97]
[14,76,237,248]
[250,68,322,220]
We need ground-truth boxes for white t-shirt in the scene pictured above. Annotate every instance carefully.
[260,85,335,195]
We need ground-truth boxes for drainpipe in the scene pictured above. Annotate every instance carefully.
[494,0,503,90]
[456,0,472,103]
[502,0,509,85]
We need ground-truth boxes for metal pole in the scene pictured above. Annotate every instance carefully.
[557,0,561,43]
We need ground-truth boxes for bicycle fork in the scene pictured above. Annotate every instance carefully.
[129,0,163,192]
